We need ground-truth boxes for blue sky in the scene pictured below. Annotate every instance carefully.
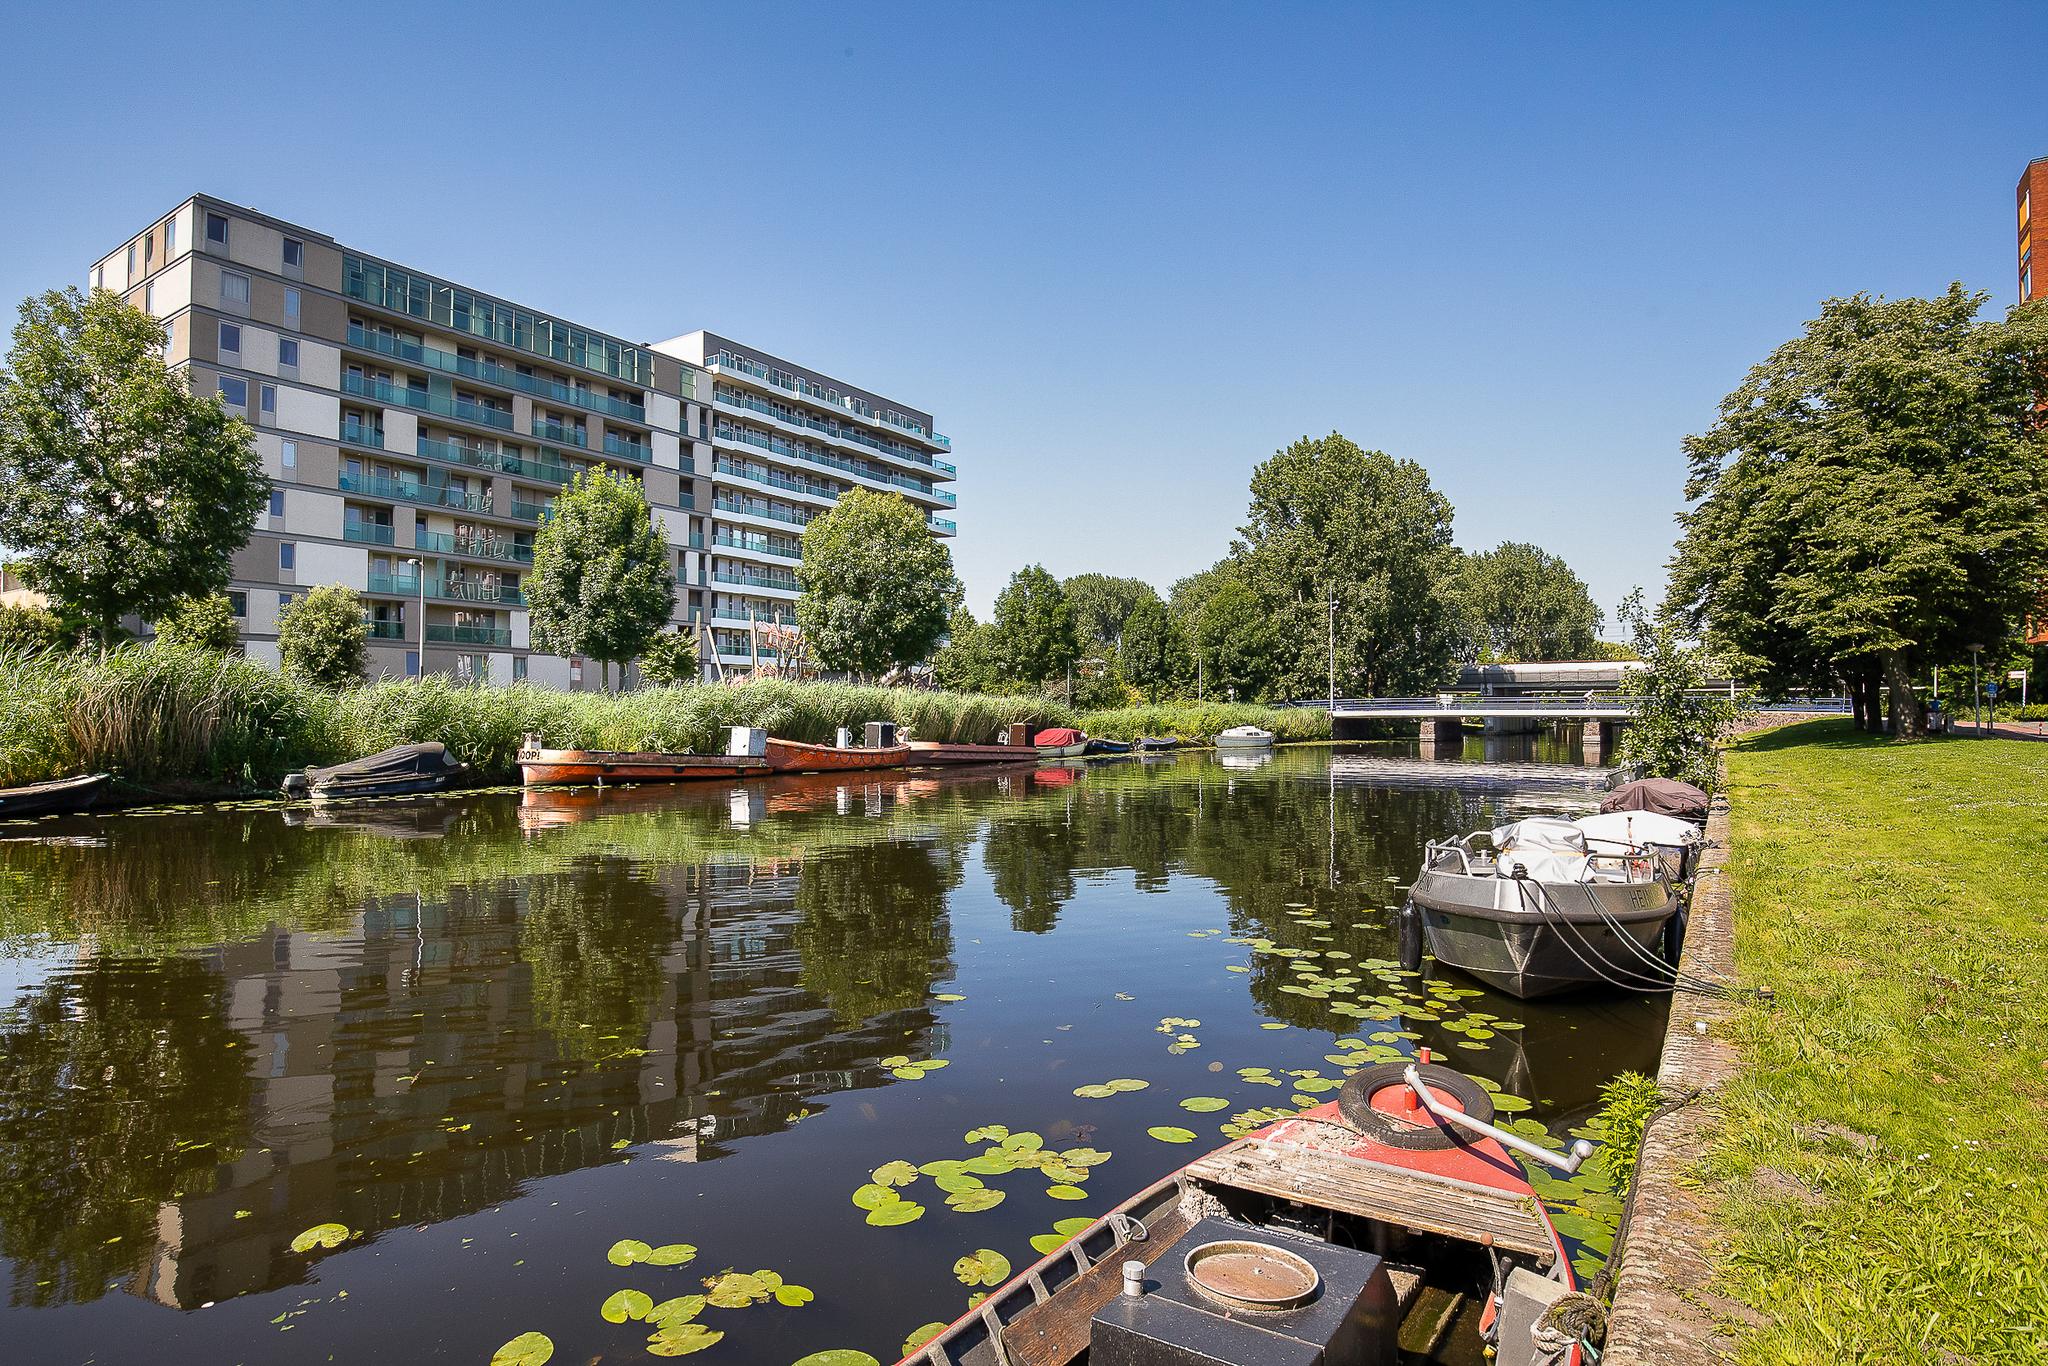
[2,1,2041,628]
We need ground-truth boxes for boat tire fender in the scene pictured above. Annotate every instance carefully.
[1336,1062,1494,1150]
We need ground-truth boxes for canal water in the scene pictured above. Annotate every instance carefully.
[0,741,1663,1366]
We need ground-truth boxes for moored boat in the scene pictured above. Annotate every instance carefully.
[283,742,470,802]
[517,743,770,786]
[897,1058,1591,1366]
[1084,737,1132,755]
[1409,817,1677,999]
[1213,725,1276,749]
[1573,809,1703,882]
[1033,727,1090,758]
[764,737,913,773]
[1135,736,1179,752]
[0,772,111,819]
[905,740,1040,766]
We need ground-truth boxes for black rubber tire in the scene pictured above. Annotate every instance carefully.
[1337,1061,1496,1151]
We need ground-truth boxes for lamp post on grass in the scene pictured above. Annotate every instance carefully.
[1968,643,1984,736]
[406,557,425,678]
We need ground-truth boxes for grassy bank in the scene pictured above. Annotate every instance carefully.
[1703,720,2048,1362]
[0,647,1322,791]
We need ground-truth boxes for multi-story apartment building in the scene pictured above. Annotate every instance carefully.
[2020,156,2047,304]
[649,332,957,672]
[86,195,955,683]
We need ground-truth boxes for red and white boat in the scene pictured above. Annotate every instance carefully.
[1033,727,1090,758]
[905,741,1040,766]
[897,1057,1591,1366]
[516,743,770,786]
[763,736,914,773]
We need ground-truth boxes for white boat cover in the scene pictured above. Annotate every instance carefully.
[1491,818,1588,881]
[1573,811,1700,852]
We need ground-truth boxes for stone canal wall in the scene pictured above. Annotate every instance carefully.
[1601,787,1743,1365]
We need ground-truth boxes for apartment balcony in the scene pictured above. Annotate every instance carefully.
[340,418,385,449]
[603,432,650,462]
[704,349,948,454]
[368,571,526,607]
[711,569,800,595]
[712,608,799,628]
[711,458,838,505]
[364,619,407,640]
[415,527,533,564]
[416,436,581,489]
[711,533,800,561]
[511,495,552,521]
[928,515,957,536]
[710,387,948,476]
[712,494,812,530]
[532,418,587,448]
[426,623,513,647]
[341,373,514,431]
[712,422,950,503]
[344,522,396,546]
[346,324,649,424]
[340,471,424,502]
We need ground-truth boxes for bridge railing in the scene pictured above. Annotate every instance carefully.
[1293,693,1852,714]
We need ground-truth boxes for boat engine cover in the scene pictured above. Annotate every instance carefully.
[1090,1217,1395,1366]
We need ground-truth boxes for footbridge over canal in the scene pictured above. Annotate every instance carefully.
[1317,695,1638,757]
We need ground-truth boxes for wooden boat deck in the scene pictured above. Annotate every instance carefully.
[1004,1204,1194,1366]
[1182,1138,1555,1263]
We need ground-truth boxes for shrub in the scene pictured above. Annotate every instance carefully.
[640,628,701,686]
[0,602,69,655]
[153,595,242,653]
[276,584,367,688]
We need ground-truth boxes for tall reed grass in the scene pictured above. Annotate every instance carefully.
[1077,701,1330,743]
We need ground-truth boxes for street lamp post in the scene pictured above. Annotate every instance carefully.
[406,557,425,678]
[1968,643,1984,737]
[1327,592,1337,713]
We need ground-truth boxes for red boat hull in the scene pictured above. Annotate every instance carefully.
[763,739,913,773]
[517,748,770,786]
[904,741,1039,766]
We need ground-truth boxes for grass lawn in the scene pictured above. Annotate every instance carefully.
[1704,719,2048,1363]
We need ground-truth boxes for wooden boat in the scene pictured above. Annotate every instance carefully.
[1214,725,1276,749]
[1410,818,1677,999]
[1033,727,1090,758]
[764,737,913,773]
[897,1058,1588,1366]
[0,772,111,819]
[517,743,770,786]
[1084,737,1132,755]
[905,740,1040,766]
[284,742,469,802]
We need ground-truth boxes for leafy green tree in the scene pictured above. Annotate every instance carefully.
[1669,289,2048,738]
[526,468,676,691]
[1061,574,1160,652]
[795,488,962,678]
[0,288,266,648]
[1454,542,1604,662]
[1237,433,1461,698]
[1118,597,1191,702]
[153,594,241,654]
[639,625,702,686]
[1194,575,1280,701]
[1612,591,1748,791]
[990,565,1081,688]
[276,584,368,687]
[931,606,1001,693]
[0,601,68,654]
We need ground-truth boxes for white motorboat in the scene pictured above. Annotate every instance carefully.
[1212,725,1276,749]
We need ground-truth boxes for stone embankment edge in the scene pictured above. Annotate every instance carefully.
[1600,780,1742,1365]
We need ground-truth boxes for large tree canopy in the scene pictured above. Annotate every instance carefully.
[1061,574,1160,652]
[1117,597,1191,702]
[1668,288,2048,736]
[526,467,675,690]
[1237,433,1462,698]
[796,488,961,678]
[0,288,266,646]
[990,565,1081,687]
[931,606,1000,694]
[1455,542,1604,662]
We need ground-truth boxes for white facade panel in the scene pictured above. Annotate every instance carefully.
[653,431,681,470]
[292,490,346,541]
[275,387,338,438]
[382,409,419,453]
[299,339,342,390]
[647,393,682,433]
[256,431,289,480]
[524,654,573,690]
[511,611,530,649]
[238,325,280,377]
[296,541,369,591]
[247,592,283,637]
[244,639,282,668]
[153,260,193,317]
[653,508,690,548]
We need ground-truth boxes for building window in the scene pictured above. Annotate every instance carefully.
[206,212,228,245]
[90,265,102,290]
[513,656,528,681]
[269,489,285,517]
[144,236,153,270]
[280,437,297,469]
[218,321,241,355]
[220,271,250,306]
[227,590,246,617]
[279,591,295,609]
[279,541,296,571]
[217,376,248,407]
[279,337,299,369]
[162,319,176,360]
[260,384,276,418]
[283,238,303,269]
[143,284,154,314]
[126,244,136,277]
[165,218,175,253]
[284,286,300,320]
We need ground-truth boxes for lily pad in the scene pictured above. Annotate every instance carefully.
[792,1354,880,1366]
[607,1238,653,1266]
[601,1288,654,1323]
[1045,1184,1088,1200]
[1104,1079,1149,1093]
[1148,1126,1199,1144]
[852,1183,900,1210]
[647,1243,698,1267]
[703,1272,770,1308]
[903,1323,949,1356]
[1060,1148,1111,1167]
[1000,1132,1045,1152]
[880,1054,911,1067]
[953,1248,1012,1286]
[1072,1084,1117,1099]
[962,1125,1008,1144]
[648,1295,705,1326]
[865,1200,926,1227]
[646,1323,724,1357]
[289,1222,353,1253]
[1178,1097,1229,1112]
[935,993,967,1002]
[946,1187,1007,1212]
[1030,1232,1069,1255]
[872,1160,920,1187]
[934,1172,985,1193]
[775,1283,815,1307]
[490,1331,554,1366]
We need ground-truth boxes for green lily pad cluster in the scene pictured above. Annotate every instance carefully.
[850,1126,1114,1226]
[592,1239,811,1358]
[1072,1078,1149,1099]
[881,1053,951,1081]
[1028,1215,1097,1256]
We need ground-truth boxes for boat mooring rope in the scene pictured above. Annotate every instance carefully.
[1508,875,1733,999]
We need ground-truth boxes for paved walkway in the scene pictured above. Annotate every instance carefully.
[1956,718,2048,742]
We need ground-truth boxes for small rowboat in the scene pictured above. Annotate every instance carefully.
[283,742,469,801]
[1135,737,1179,752]
[0,772,111,819]
[905,741,1040,766]
[897,1058,1590,1366]
[1084,737,1132,755]
[764,737,913,774]
[517,745,770,786]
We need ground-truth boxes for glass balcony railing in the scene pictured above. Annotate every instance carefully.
[340,471,425,501]
[603,432,650,462]
[415,527,533,564]
[712,495,812,528]
[713,421,950,502]
[712,570,800,593]
[712,458,837,502]
[425,623,513,647]
[511,496,551,521]
[343,522,396,546]
[712,608,799,627]
[705,349,945,454]
[368,572,524,606]
[364,619,407,640]
[342,373,514,430]
[340,419,384,449]
[712,534,800,561]
[366,572,420,596]
[346,325,649,423]
[415,436,581,488]
[928,516,957,535]
[532,418,586,448]
[710,387,949,473]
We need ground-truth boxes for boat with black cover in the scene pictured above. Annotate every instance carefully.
[0,772,111,819]
[282,742,470,801]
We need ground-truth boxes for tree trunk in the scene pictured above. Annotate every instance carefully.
[1884,649,1921,739]
[1848,671,1868,731]
[1863,670,1884,732]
